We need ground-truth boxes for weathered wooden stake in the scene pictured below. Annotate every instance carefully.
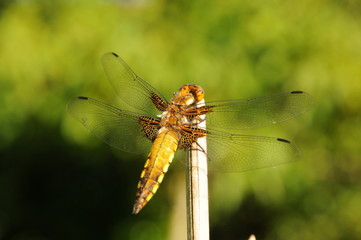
[186,99,209,240]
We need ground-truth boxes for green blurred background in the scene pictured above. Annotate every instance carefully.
[0,0,360,239]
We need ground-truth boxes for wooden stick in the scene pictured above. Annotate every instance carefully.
[186,99,209,240]
[248,234,256,240]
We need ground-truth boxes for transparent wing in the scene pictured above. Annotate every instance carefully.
[67,96,156,154]
[101,52,168,115]
[206,91,315,130]
[205,129,300,172]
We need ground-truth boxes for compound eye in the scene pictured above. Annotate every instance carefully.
[195,88,204,99]
[179,85,190,94]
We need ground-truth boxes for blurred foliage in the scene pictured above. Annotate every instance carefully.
[0,0,361,239]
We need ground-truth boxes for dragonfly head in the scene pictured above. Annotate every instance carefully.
[178,84,204,102]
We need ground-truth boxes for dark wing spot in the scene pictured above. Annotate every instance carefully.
[277,138,291,143]
[111,52,119,57]
[290,91,303,94]
[78,96,88,100]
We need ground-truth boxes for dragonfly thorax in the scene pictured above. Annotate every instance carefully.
[158,85,204,130]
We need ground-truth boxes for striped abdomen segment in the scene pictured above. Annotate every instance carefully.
[132,129,180,214]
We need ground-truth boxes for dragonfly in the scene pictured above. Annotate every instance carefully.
[67,52,314,214]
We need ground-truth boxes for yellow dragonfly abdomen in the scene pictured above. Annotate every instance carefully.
[133,129,180,214]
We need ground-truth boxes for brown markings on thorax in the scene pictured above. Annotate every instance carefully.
[159,84,209,128]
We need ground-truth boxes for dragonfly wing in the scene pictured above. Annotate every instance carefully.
[205,129,300,172]
[67,96,159,154]
[101,52,168,115]
[206,91,315,130]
